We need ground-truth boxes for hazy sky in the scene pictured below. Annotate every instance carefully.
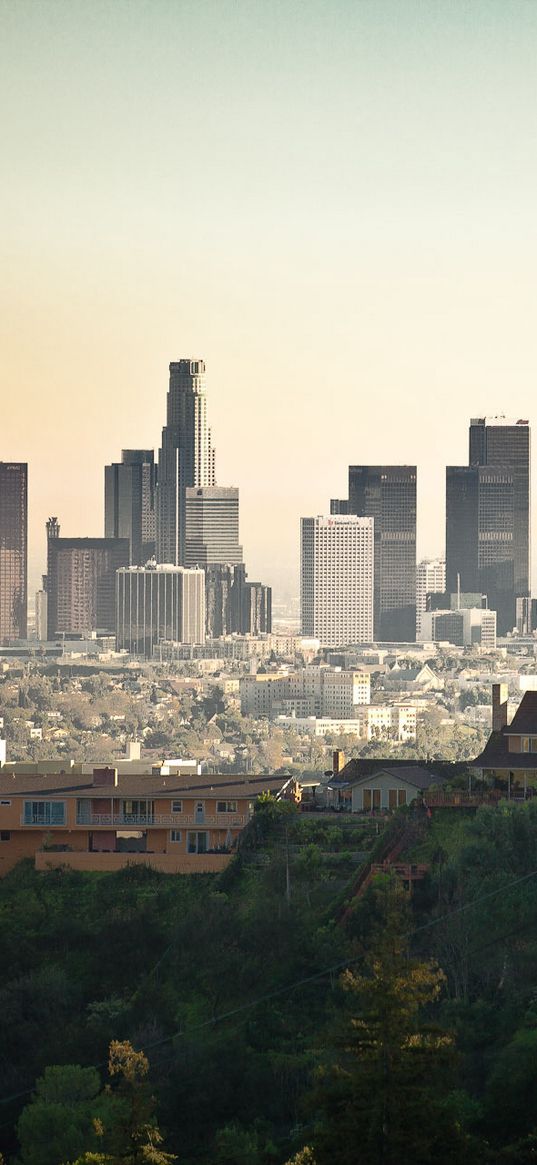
[2,0,537,602]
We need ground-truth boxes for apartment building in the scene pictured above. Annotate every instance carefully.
[275,703,416,741]
[239,668,371,719]
[0,766,296,876]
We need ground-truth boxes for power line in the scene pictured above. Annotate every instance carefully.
[2,863,537,1111]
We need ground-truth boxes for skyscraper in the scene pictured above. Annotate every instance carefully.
[241,581,272,635]
[184,486,242,567]
[116,564,205,657]
[157,360,215,565]
[0,462,27,639]
[204,563,246,637]
[105,450,157,565]
[469,417,530,602]
[446,464,515,634]
[301,515,374,646]
[347,466,417,641]
[47,529,130,637]
[416,558,446,636]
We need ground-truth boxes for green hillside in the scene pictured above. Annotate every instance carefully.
[2,799,537,1163]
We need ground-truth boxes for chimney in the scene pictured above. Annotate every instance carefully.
[492,683,509,733]
[92,766,118,787]
[333,749,345,775]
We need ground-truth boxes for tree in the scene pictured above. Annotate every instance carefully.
[310,880,473,1165]
[16,1045,175,1165]
[17,1065,104,1165]
[98,1040,176,1165]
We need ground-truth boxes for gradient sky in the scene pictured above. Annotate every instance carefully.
[2,0,537,602]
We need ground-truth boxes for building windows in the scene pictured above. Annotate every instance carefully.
[187,831,208,854]
[216,800,237,813]
[171,800,182,813]
[170,830,182,843]
[23,801,65,826]
[121,800,154,822]
[0,831,10,842]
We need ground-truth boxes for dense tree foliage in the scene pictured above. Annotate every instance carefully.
[4,800,537,1161]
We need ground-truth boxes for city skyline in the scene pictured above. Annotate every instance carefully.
[3,1,537,604]
[7,395,537,614]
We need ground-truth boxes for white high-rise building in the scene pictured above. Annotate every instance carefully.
[416,558,446,636]
[300,516,374,647]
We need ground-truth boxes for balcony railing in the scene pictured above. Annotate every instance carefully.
[22,816,66,827]
[74,812,249,829]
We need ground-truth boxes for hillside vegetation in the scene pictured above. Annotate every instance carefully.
[2,799,537,1162]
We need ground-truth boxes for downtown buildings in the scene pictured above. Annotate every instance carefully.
[330,465,417,641]
[302,465,416,648]
[416,558,446,636]
[105,450,157,565]
[184,486,242,568]
[116,564,206,657]
[46,525,130,638]
[301,515,374,646]
[0,462,27,640]
[446,417,530,634]
[3,373,531,655]
[39,358,270,654]
[157,359,215,566]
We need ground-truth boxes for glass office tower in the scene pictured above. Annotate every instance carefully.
[469,417,530,603]
[348,465,417,641]
[0,462,27,639]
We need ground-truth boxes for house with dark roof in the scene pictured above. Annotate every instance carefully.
[327,759,446,812]
[472,685,537,797]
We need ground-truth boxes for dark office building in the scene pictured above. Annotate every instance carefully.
[105,450,157,565]
[205,563,246,637]
[47,527,129,637]
[184,486,242,568]
[0,462,27,639]
[446,465,515,633]
[329,498,348,514]
[469,417,530,601]
[347,465,416,640]
[203,565,271,637]
[241,581,272,636]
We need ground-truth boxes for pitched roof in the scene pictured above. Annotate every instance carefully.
[391,666,436,682]
[472,729,537,771]
[505,691,537,735]
[472,692,537,769]
[334,760,445,790]
[0,771,288,800]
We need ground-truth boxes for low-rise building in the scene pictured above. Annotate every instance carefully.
[383,663,443,692]
[326,761,446,812]
[419,607,497,649]
[274,702,416,742]
[274,715,364,738]
[0,766,296,876]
